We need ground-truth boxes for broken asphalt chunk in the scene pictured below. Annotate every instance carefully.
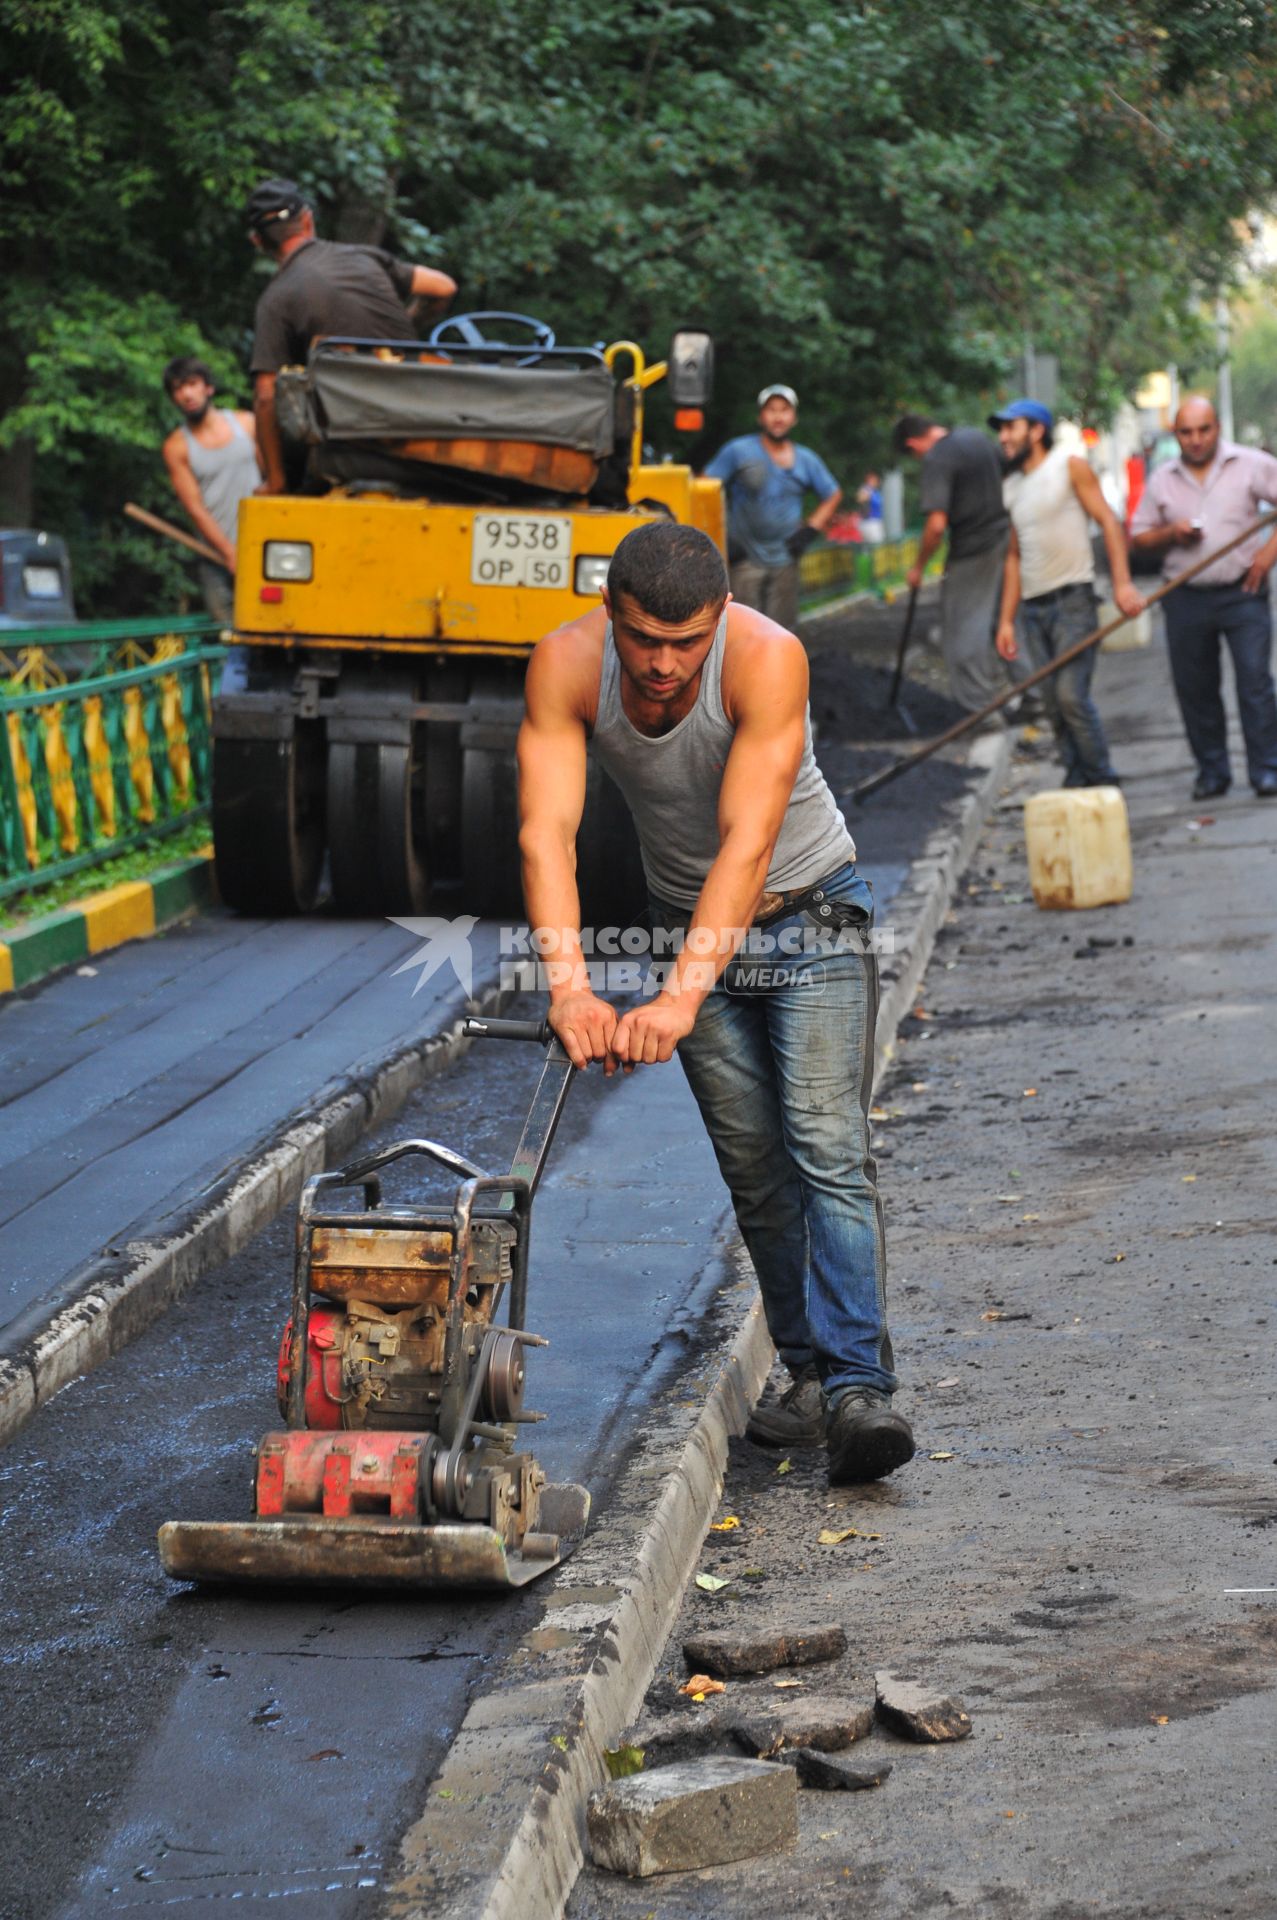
[730,1696,874,1758]
[681,1622,847,1679]
[621,1711,734,1769]
[874,1669,972,1742]
[587,1756,797,1877]
[779,1747,893,1791]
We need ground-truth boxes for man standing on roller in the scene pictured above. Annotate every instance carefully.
[244,177,457,494]
[517,520,913,1484]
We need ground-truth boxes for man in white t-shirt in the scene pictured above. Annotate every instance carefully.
[993,399,1143,787]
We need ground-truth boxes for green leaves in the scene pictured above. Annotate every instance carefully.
[4,0,1277,612]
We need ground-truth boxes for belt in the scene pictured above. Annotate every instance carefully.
[754,872,862,927]
[1022,580,1093,605]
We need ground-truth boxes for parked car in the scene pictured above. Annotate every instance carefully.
[0,530,77,631]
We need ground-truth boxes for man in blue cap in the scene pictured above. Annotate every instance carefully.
[992,399,1143,787]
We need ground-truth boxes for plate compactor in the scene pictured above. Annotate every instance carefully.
[159,1018,589,1591]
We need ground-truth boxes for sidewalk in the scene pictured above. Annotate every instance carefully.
[569,638,1277,1915]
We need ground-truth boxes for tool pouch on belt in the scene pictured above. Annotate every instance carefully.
[755,877,871,932]
[801,882,871,933]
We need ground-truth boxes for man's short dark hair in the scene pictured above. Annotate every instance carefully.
[607,522,728,623]
[163,355,216,396]
[891,413,937,455]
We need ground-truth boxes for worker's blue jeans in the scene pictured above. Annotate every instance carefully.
[1017,582,1117,786]
[1162,582,1277,786]
[651,863,896,1401]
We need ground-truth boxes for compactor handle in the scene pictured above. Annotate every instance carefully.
[465,1016,551,1044]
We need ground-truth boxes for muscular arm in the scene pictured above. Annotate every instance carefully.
[1069,457,1143,616]
[252,373,287,494]
[518,616,620,1071]
[611,621,808,1066]
[162,433,235,568]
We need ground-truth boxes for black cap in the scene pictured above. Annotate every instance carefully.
[244,178,308,233]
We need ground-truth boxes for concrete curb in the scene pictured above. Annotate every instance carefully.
[0,847,215,995]
[0,976,506,1448]
[382,723,1013,1920]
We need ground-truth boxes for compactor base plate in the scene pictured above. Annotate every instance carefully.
[158,1483,590,1592]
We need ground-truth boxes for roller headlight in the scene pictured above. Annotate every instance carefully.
[263,541,314,583]
[574,555,610,598]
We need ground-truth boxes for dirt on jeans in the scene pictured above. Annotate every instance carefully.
[568,639,1277,1919]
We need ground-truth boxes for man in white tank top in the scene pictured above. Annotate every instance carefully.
[993,399,1143,787]
[518,522,914,1485]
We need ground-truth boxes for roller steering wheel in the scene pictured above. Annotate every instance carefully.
[426,311,557,367]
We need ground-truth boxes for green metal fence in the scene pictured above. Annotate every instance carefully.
[0,536,925,906]
[0,620,224,901]
[799,528,930,607]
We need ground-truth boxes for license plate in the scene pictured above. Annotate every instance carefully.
[471,515,571,589]
[23,565,63,599]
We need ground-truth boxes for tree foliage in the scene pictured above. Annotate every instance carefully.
[3,0,1277,610]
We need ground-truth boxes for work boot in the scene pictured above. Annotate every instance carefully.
[746,1366,825,1448]
[827,1389,915,1484]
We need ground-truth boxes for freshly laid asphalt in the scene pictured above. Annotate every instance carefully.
[0,593,986,1918]
[570,636,1277,1919]
[0,913,505,1332]
[1,1022,734,1917]
[0,589,959,1344]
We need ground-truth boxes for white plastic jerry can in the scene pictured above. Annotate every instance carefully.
[1099,599,1152,651]
[1024,786,1132,910]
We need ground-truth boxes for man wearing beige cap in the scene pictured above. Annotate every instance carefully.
[704,385,842,629]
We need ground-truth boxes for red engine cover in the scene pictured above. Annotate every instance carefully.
[276,1309,347,1429]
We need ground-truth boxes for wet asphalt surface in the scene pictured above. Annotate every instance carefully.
[1,1015,732,1918]
[0,911,510,1334]
[570,641,1277,1919]
[0,593,983,1919]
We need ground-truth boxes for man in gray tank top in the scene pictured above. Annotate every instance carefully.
[518,522,914,1483]
[162,356,261,627]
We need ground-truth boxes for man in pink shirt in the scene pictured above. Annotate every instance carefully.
[1131,395,1277,800]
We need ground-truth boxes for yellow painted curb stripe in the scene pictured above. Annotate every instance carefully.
[80,879,157,954]
[0,944,13,994]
